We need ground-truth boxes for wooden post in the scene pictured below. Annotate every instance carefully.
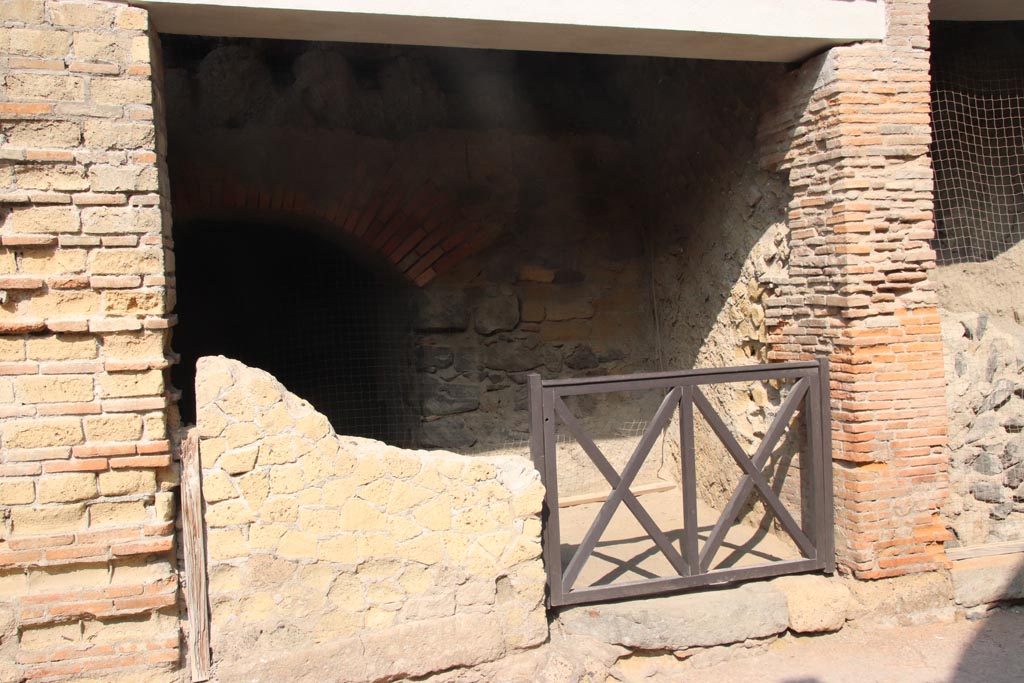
[180,429,211,682]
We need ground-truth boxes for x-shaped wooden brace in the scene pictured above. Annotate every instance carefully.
[555,388,689,594]
[696,377,815,572]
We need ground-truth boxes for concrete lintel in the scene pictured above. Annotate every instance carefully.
[133,0,886,62]
[932,0,1024,21]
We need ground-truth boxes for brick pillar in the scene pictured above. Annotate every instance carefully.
[759,0,951,578]
[0,2,179,680]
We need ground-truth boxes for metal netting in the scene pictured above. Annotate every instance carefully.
[930,23,1024,265]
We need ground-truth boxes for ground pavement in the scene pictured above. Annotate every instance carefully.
[661,605,1024,683]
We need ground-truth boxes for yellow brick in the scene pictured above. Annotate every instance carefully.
[97,469,157,497]
[16,164,90,192]
[2,417,83,448]
[143,413,166,440]
[97,370,163,398]
[81,205,161,234]
[0,338,25,362]
[115,6,149,31]
[20,249,89,276]
[4,121,81,148]
[84,414,143,442]
[83,119,155,151]
[154,491,175,521]
[0,0,45,23]
[0,251,15,275]
[10,504,87,535]
[89,77,152,105]
[16,376,94,404]
[89,500,147,526]
[7,28,71,59]
[26,334,96,361]
[208,564,243,594]
[50,2,115,28]
[102,290,164,315]
[72,32,125,62]
[101,331,164,359]
[276,530,317,560]
[7,205,79,234]
[0,479,35,505]
[19,622,80,650]
[6,72,84,101]
[130,35,150,63]
[24,290,101,318]
[38,473,96,504]
[89,248,162,275]
[0,378,13,404]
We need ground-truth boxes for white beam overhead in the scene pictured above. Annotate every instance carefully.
[133,0,886,62]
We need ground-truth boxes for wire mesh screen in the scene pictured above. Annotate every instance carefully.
[930,23,1024,265]
[172,221,420,447]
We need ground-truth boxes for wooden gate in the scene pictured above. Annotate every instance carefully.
[529,359,834,607]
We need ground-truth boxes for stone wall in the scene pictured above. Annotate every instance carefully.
[758,0,951,578]
[195,355,547,683]
[0,2,180,681]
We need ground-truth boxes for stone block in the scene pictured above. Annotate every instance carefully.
[951,554,1024,608]
[1,0,45,23]
[89,248,163,275]
[559,582,789,650]
[7,206,78,234]
[201,470,238,503]
[6,73,84,101]
[2,417,83,448]
[38,473,96,503]
[0,479,35,505]
[89,500,147,526]
[10,504,87,535]
[84,414,143,442]
[277,530,318,560]
[771,574,850,633]
[474,289,520,334]
[419,413,475,450]
[26,335,97,361]
[414,288,469,331]
[72,32,125,63]
[4,121,81,148]
[206,499,254,527]
[6,28,71,59]
[89,77,153,105]
[97,369,163,398]
[845,571,954,626]
[421,376,480,416]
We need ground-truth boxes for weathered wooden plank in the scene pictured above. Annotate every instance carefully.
[181,430,212,682]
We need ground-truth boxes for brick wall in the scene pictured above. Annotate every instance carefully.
[0,1,179,681]
[759,0,950,578]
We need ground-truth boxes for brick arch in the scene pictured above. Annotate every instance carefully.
[169,167,499,287]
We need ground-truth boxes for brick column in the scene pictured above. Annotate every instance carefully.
[759,0,950,578]
[0,2,179,680]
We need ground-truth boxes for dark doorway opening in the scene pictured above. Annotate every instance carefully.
[171,220,418,446]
